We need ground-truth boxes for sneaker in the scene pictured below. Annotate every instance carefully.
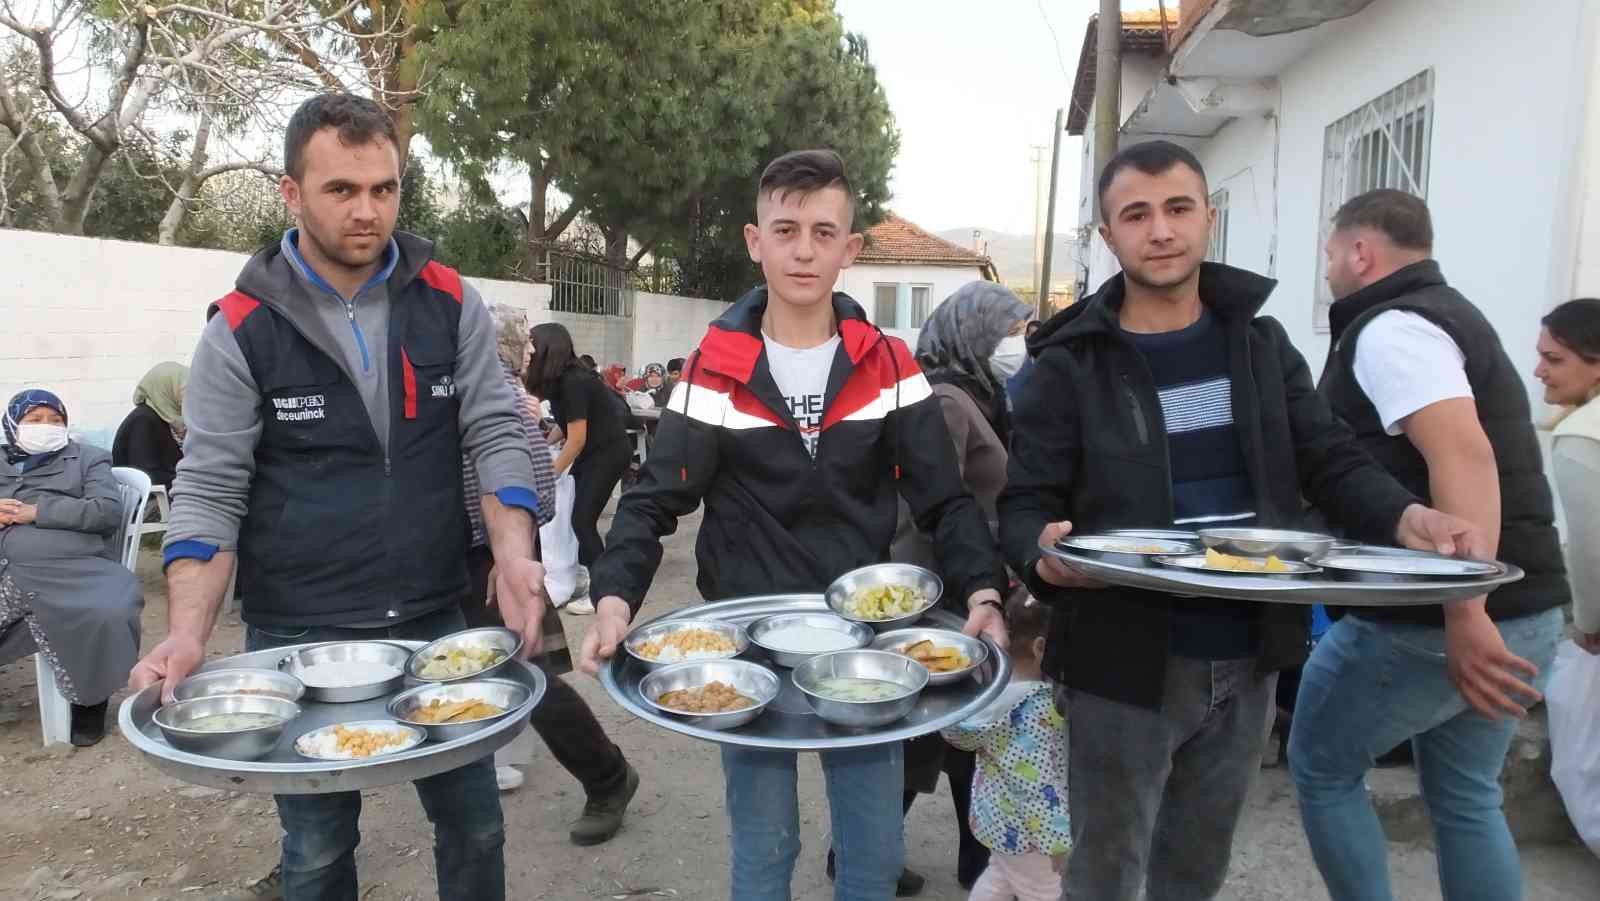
[496,765,525,792]
[570,763,640,846]
[564,597,596,615]
[825,851,925,897]
[215,864,283,901]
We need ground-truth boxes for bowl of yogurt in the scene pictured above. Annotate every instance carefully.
[747,613,874,668]
[276,641,411,703]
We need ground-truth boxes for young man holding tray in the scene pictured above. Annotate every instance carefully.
[997,141,1481,901]
[576,149,1009,901]
[129,93,546,901]
[1290,189,1569,900]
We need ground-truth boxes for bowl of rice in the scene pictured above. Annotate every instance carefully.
[623,620,749,671]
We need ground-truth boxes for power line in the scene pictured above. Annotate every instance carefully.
[1038,0,1074,88]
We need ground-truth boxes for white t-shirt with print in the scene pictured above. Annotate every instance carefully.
[764,332,839,458]
[1352,310,1474,436]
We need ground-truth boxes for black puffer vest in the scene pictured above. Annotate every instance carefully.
[211,250,470,627]
[1319,260,1569,624]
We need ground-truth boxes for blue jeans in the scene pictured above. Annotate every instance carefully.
[245,607,505,901]
[1288,607,1563,901]
[721,743,904,901]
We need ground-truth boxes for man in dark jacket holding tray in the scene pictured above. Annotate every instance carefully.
[997,141,1479,901]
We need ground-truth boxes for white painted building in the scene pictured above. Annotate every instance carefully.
[834,213,998,345]
[1068,0,1600,406]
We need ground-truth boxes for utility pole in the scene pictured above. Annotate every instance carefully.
[1030,144,1047,292]
[1037,108,1064,318]
[1093,0,1123,224]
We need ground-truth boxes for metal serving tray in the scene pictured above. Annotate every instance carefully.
[601,595,1011,751]
[1040,541,1522,606]
[119,641,545,795]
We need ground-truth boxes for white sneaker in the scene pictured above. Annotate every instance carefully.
[565,597,596,615]
[496,765,525,792]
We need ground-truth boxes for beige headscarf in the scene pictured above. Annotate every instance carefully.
[490,304,531,373]
[133,362,188,429]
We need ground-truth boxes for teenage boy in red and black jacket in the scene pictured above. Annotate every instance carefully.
[578,150,1007,901]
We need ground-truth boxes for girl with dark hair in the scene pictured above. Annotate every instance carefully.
[1537,298,1600,653]
[526,323,632,612]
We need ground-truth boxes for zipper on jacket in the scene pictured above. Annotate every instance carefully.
[1120,373,1151,445]
[344,300,372,373]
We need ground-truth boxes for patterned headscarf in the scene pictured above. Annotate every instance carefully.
[133,362,188,428]
[4,388,68,465]
[915,282,1032,401]
[642,363,666,380]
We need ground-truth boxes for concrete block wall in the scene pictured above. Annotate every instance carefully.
[630,291,731,372]
[0,230,549,434]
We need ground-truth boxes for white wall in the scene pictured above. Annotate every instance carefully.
[1262,0,1590,394]
[2,230,553,433]
[631,291,729,370]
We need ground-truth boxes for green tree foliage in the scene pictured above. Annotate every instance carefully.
[416,0,897,293]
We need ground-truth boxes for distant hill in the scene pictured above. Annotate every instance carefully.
[938,227,1080,287]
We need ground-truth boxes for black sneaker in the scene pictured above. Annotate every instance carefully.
[69,701,108,747]
[825,850,926,897]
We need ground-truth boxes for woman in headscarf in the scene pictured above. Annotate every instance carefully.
[113,362,189,489]
[642,363,671,410]
[837,281,1032,892]
[458,306,640,837]
[0,390,143,746]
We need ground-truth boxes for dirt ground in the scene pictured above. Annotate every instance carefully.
[4,506,1599,901]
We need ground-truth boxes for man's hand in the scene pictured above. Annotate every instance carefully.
[1035,521,1108,589]
[1395,504,1489,559]
[494,557,547,660]
[579,596,632,676]
[962,589,1009,649]
[1444,599,1540,719]
[0,499,36,525]
[1579,632,1600,656]
[129,633,207,705]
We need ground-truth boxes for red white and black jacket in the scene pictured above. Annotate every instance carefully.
[591,287,1007,614]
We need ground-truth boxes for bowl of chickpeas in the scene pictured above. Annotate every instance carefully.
[623,620,750,671]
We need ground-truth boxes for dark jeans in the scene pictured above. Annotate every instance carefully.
[245,608,505,901]
[1065,655,1277,901]
[461,546,629,796]
[571,441,631,567]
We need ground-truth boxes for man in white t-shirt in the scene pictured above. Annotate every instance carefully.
[1289,189,1569,900]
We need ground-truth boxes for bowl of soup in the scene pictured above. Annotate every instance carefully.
[153,694,300,760]
[790,649,928,729]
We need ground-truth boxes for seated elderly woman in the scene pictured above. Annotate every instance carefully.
[0,390,143,746]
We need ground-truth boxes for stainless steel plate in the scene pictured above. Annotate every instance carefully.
[1040,540,1523,606]
[601,595,1010,751]
[825,564,942,632]
[1197,528,1338,561]
[869,627,989,687]
[1058,535,1199,567]
[294,720,424,760]
[1308,550,1505,582]
[119,641,545,795]
[1156,554,1321,578]
[1105,529,1200,543]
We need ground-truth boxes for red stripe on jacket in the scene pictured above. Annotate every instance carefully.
[418,261,464,303]
[214,291,261,330]
[401,348,418,419]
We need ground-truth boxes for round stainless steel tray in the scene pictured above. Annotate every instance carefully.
[1041,541,1522,606]
[601,595,1011,751]
[119,641,545,795]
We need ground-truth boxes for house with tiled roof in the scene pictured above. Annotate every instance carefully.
[834,212,998,336]
[1068,0,1600,412]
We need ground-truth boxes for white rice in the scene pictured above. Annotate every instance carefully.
[295,727,417,760]
[640,646,732,664]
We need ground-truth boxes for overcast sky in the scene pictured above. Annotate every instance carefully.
[832,0,1099,237]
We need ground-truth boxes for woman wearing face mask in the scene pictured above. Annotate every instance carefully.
[832,281,1031,893]
[112,361,188,490]
[1537,298,1600,654]
[0,390,143,746]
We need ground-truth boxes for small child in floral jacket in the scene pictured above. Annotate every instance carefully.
[942,594,1068,901]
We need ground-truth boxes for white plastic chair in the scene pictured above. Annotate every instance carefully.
[33,467,149,745]
[136,484,170,541]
